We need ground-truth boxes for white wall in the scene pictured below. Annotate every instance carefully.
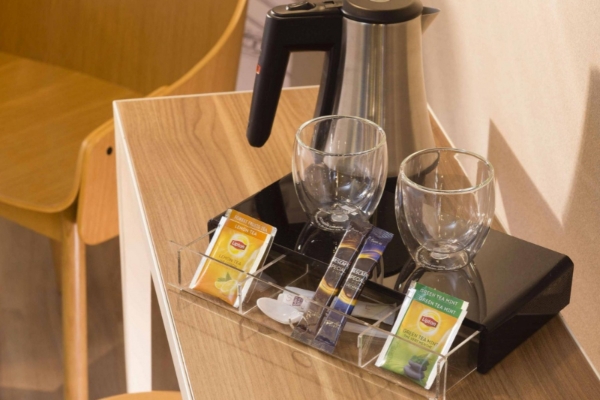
[422,0,600,369]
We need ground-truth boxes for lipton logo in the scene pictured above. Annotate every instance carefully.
[420,316,438,328]
[230,240,247,250]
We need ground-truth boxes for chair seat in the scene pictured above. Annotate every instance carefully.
[100,392,182,400]
[0,52,140,213]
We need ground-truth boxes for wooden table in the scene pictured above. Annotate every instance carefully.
[114,87,600,399]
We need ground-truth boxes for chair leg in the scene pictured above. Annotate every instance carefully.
[60,214,88,400]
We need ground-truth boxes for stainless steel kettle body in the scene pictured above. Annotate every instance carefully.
[334,12,438,175]
[246,0,439,178]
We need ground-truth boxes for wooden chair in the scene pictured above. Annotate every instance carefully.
[0,0,247,398]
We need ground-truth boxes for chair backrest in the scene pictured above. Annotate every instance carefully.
[167,0,247,96]
[74,0,247,244]
[0,0,242,94]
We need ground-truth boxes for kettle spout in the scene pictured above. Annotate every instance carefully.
[421,7,440,33]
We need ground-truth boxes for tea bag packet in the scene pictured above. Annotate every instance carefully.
[189,209,276,308]
[291,220,371,344]
[375,282,469,390]
[312,227,394,353]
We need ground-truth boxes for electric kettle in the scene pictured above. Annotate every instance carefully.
[246,0,439,177]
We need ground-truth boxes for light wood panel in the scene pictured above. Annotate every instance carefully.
[168,0,247,95]
[0,52,140,213]
[115,87,600,399]
[171,292,419,399]
[77,120,119,245]
[1,3,245,395]
[451,317,600,399]
[0,0,240,94]
[101,392,181,400]
[76,88,177,245]
[0,0,246,220]
[77,0,246,245]
[0,201,63,240]
[0,0,246,217]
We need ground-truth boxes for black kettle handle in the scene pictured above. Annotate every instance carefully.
[247,2,344,148]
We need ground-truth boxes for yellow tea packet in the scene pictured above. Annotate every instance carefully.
[189,210,276,307]
[226,209,276,235]
[375,282,468,389]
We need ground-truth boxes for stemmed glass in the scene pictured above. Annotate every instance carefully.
[292,116,387,231]
[396,148,495,270]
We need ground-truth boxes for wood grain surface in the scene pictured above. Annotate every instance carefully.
[0,52,139,213]
[0,201,63,240]
[0,2,245,397]
[0,0,240,95]
[0,0,245,216]
[101,391,181,400]
[77,0,246,244]
[77,120,121,245]
[58,208,88,399]
[116,87,600,399]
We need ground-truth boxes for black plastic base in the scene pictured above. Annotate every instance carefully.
[209,174,573,374]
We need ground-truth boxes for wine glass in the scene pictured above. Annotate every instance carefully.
[292,115,387,231]
[396,148,495,270]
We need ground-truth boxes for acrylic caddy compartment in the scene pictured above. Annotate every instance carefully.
[169,229,481,400]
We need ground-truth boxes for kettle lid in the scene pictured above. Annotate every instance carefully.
[343,0,423,24]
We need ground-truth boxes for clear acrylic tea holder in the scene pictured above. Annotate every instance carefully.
[169,229,480,400]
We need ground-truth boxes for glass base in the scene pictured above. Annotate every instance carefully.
[416,247,469,271]
[313,207,364,232]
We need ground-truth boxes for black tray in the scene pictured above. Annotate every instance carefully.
[209,174,573,373]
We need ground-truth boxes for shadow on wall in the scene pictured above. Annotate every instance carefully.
[488,66,600,265]
[487,122,562,241]
[563,67,600,248]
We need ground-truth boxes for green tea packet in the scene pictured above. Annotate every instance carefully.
[375,282,469,390]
